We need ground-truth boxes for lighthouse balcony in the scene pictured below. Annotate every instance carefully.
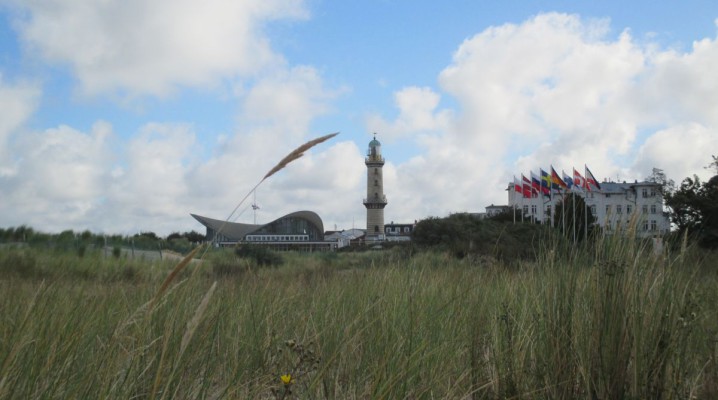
[365,155,385,164]
[363,195,388,205]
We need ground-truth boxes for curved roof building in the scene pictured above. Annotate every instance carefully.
[191,210,324,245]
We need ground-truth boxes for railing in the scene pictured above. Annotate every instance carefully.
[363,195,387,204]
[365,155,384,163]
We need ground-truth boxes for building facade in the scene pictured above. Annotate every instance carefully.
[384,222,414,241]
[507,180,670,237]
[191,210,335,251]
[363,135,387,241]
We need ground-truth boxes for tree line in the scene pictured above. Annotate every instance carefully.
[0,226,205,254]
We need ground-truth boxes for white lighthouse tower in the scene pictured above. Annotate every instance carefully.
[363,134,387,241]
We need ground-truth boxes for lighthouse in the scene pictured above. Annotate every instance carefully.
[363,134,387,241]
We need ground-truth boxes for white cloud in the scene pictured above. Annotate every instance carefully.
[0,76,40,176]
[634,124,718,183]
[107,123,197,219]
[374,12,718,216]
[241,66,335,138]
[10,0,307,96]
[366,86,453,139]
[0,122,113,231]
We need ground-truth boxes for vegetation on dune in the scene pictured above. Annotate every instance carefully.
[411,212,552,261]
[1,231,717,399]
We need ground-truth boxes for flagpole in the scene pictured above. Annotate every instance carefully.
[561,191,566,235]
[572,191,576,243]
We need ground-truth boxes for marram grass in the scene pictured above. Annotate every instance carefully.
[0,236,717,399]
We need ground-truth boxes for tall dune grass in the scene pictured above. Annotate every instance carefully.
[0,233,716,398]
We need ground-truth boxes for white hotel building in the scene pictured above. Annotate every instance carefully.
[507,180,670,237]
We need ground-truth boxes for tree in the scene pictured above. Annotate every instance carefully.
[700,175,718,248]
[665,159,718,249]
[665,175,703,233]
[646,167,675,196]
[552,193,596,242]
[707,155,718,174]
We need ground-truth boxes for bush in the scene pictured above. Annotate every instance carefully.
[0,249,39,278]
[235,244,283,267]
[412,213,549,262]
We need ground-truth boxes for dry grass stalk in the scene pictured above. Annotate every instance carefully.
[180,281,218,356]
[263,132,339,180]
[154,244,204,305]
[210,132,340,247]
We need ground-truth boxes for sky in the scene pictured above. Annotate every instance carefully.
[1,0,717,236]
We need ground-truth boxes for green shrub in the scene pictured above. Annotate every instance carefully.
[235,244,283,267]
[412,213,549,261]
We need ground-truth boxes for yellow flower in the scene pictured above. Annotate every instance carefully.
[280,374,293,385]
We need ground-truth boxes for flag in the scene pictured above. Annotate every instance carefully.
[550,166,568,190]
[585,165,601,190]
[573,168,588,191]
[530,171,541,197]
[513,176,522,193]
[522,174,532,198]
[562,170,574,190]
[540,169,551,197]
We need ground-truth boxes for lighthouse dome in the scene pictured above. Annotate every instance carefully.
[369,138,381,147]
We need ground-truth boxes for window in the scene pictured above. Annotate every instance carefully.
[642,188,648,198]
[650,189,656,197]
[523,205,529,215]
[643,221,649,231]
[531,205,537,214]
[605,194,611,198]
[404,227,411,233]
[650,205,657,214]
[374,168,378,175]
[374,226,379,232]
[642,205,648,214]
[626,205,632,214]
[590,205,596,216]
[616,205,622,214]
[374,180,378,186]
[650,220,657,231]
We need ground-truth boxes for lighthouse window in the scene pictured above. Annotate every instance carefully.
[374,226,379,232]
[374,180,378,186]
[374,168,378,175]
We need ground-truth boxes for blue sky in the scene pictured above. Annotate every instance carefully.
[1,0,717,235]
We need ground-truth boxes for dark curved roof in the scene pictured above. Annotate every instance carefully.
[191,210,324,241]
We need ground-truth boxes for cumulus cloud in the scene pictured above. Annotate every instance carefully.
[366,86,453,139]
[241,66,336,138]
[374,12,718,215]
[633,124,718,183]
[9,0,307,96]
[0,76,40,176]
[0,122,113,231]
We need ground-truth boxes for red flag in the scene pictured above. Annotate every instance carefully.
[585,165,601,190]
[513,176,522,193]
[573,168,588,191]
[522,174,532,198]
